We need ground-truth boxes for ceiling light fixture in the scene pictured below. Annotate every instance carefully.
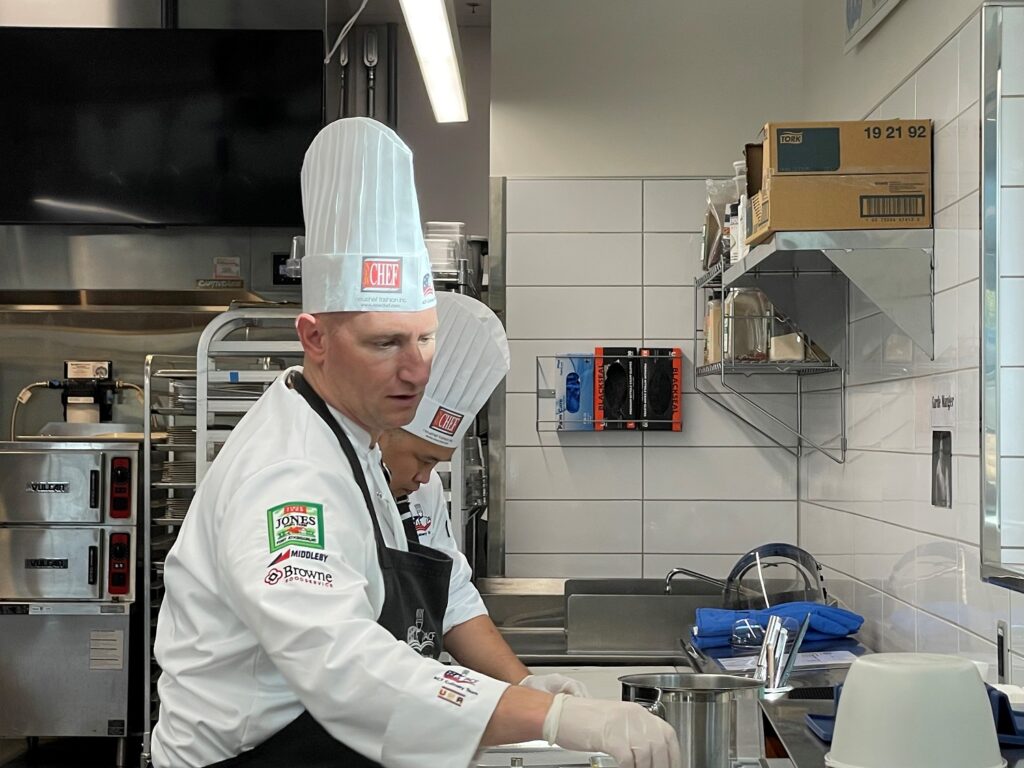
[397,0,468,123]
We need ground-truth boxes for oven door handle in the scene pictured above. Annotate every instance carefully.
[89,469,100,509]
[88,546,98,586]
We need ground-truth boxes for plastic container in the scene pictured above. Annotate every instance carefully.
[826,654,1005,768]
[727,203,741,265]
[724,289,771,362]
[425,237,458,269]
[424,221,466,270]
[704,298,723,365]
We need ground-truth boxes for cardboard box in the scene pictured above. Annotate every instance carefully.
[555,355,595,431]
[764,120,931,176]
[639,348,682,431]
[594,347,637,430]
[746,120,933,245]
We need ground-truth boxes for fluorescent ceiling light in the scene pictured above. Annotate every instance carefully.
[397,0,468,123]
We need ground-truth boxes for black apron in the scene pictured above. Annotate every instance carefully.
[206,372,454,767]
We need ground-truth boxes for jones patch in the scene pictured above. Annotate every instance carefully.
[267,502,325,553]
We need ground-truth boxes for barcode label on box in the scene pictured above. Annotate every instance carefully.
[859,194,926,219]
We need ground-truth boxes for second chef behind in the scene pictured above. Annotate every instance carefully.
[378,289,587,699]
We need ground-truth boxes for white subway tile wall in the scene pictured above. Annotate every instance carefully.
[506,233,642,286]
[799,11,1016,677]
[503,177,797,578]
[499,12,1024,679]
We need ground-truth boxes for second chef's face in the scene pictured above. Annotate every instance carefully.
[379,428,456,496]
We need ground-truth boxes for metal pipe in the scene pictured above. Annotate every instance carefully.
[719,375,845,464]
[160,0,178,29]
[387,23,398,128]
[665,566,728,594]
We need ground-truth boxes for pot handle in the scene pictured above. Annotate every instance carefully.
[638,691,666,720]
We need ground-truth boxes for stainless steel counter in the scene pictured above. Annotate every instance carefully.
[761,697,1024,768]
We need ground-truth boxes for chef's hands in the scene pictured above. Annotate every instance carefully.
[542,693,681,768]
[519,673,590,697]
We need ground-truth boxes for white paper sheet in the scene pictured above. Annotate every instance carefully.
[718,649,858,672]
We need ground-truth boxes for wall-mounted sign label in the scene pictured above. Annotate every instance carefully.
[213,256,241,279]
[195,279,244,289]
[930,388,956,429]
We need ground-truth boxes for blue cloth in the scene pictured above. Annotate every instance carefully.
[690,602,863,650]
[690,628,840,650]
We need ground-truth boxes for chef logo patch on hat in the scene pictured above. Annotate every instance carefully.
[422,272,434,298]
[429,406,464,437]
[361,257,402,293]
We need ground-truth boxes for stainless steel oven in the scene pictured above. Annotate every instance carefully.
[0,441,139,745]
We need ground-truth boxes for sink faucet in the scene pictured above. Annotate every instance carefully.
[664,567,729,594]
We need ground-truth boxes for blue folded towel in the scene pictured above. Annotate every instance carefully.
[690,628,840,650]
[690,602,864,650]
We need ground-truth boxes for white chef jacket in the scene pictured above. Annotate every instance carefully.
[151,367,509,768]
[403,471,487,633]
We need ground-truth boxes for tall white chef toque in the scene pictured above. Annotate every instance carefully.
[403,292,510,447]
[300,117,436,313]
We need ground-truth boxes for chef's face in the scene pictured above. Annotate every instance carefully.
[379,429,456,496]
[297,309,437,436]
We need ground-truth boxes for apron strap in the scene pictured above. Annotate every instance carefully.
[395,495,420,542]
[287,371,389,557]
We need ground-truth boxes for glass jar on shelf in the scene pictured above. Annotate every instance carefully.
[724,288,771,362]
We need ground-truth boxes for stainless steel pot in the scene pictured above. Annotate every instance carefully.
[619,673,764,768]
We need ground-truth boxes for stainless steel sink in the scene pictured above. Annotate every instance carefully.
[479,577,723,666]
[565,577,725,598]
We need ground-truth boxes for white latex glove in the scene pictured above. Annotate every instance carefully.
[542,693,681,768]
[519,673,590,697]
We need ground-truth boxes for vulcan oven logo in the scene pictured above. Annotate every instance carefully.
[779,131,804,144]
[361,258,402,292]
[429,407,464,437]
[26,481,69,493]
[24,558,69,570]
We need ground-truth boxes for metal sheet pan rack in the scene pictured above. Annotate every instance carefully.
[141,353,196,767]
[194,307,303,483]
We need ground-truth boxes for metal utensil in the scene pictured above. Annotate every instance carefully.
[772,627,789,689]
[776,612,812,689]
[338,36,349,118]
[760,615,783,684]
[363,28,378,116]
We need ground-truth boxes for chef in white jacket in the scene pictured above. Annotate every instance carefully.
[151,117,680,768]
[378,291,588,699]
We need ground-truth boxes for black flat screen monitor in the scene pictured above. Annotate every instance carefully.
[0,27,324,226]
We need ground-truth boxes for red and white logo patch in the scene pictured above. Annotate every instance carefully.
[429,407,464,437]
[361,258,402,292]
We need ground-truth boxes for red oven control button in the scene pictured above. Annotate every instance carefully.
[108,532,130,596]
[109,457,132,519]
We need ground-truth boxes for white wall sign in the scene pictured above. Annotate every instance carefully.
[930,388,956,429]
[845,0,905,53]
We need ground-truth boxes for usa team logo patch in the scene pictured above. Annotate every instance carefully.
[361,258,402,292]
[423,272,434,298]
[429,407,464,437]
